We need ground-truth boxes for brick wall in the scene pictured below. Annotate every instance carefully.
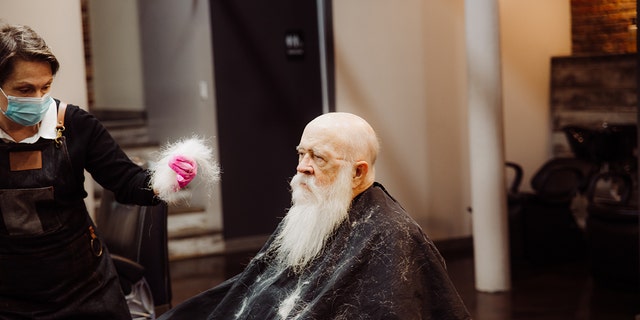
[553,2,637,159]
[571,0,637,55]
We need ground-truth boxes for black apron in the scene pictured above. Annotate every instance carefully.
[0,103,130,319]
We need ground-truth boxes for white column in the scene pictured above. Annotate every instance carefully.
[464,0,511,292]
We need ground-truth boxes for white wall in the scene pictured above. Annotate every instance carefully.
[499,0,572,191]
[1,0,88,108]
[333,0,572,240]
[1,0,94,217]
[333,0,471,240]
[88,0,145,111]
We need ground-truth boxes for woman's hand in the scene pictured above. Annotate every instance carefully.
[169,155,197,189]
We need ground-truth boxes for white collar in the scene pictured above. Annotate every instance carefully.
[0,99,58,143]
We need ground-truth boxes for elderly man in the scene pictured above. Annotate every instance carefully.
[160,112,471,319]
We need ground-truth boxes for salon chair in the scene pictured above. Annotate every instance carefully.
[585,171,639,292]
[506,157,598,265]
[96,190,172,319]
[563,124,637,174]
[505,161,526,262]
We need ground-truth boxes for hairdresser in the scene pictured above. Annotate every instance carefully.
[0,23,203,319]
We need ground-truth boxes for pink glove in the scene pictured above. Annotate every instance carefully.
[169,155,197,189]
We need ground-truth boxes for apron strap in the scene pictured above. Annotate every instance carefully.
[55,101,68,148]
[57,101,67,127]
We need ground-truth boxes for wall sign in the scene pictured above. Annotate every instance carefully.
[285,30,305,60]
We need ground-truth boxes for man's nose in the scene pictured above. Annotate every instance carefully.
[296,156,314,175]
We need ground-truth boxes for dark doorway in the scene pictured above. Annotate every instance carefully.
[210,0,334,239]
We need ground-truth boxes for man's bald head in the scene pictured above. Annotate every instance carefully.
[303,112,379,164]
[297,112,379,197]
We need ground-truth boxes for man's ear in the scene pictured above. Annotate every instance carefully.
[353,161,369,186]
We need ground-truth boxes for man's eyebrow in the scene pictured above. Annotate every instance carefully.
[296,147,323,157]
[297,146,316,152]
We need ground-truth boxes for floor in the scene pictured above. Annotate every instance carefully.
[167,248,640,320]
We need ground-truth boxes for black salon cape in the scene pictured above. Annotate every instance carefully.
[160,183,471,320]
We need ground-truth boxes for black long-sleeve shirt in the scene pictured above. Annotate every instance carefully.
[61,102,158,205]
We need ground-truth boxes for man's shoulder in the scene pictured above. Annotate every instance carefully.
[354,183,410,220]
[350,183,424,237]
[357,182,401,208]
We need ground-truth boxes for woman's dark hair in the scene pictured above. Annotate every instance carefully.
[0,24,59,85]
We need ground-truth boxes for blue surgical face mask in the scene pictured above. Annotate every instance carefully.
[0,87,53,126]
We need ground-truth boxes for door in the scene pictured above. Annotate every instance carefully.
[210,0,334,239]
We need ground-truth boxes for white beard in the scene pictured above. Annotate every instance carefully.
[271,164,354,272]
